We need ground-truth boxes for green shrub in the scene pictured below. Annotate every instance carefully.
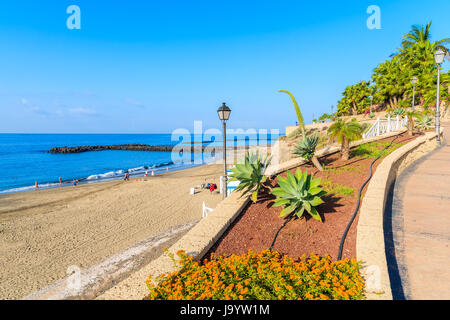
[321,180,355,197]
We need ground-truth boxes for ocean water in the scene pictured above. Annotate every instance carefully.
[0,133,277,193]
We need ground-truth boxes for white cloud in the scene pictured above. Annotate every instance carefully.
[125,98,145,108]
[69,107,98,116]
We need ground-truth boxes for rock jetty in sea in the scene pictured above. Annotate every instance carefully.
[48,144,175,153]
[47,144,248,154]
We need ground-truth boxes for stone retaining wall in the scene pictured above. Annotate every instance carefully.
[357,130,443,300]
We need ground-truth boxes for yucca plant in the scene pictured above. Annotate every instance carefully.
[228,152,271,203]
[271,169,327,222]
[293,135,323,171]
[327,118,363,160]
[416,115,432,131]
[392,107,405,117]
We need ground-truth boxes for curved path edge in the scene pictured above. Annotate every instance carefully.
[356,129,443,300]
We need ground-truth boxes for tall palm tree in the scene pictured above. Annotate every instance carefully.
[327,119,363,160]
[401,21,450,54]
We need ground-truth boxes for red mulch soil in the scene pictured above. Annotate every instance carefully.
[207,132,420,261]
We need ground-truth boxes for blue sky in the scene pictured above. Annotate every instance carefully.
[0,0,449,133]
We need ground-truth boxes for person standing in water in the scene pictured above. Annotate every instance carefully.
[35,181,38,190]
[59,177,62,186]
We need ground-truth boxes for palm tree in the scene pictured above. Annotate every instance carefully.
[401,21,450,54]
[405,110,423,136]
[327,119,363,160]
[372,57,409,108]
[337,81,373,115]
[279,90,306,138]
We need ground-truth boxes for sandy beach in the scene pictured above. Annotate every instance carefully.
[0,164,224,299]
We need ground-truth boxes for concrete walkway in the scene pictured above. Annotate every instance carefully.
[386,122,450,300]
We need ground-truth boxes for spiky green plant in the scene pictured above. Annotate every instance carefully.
[293,135,323,171]
[228,152,271,203]
[271,169,327,222]
[392,107,405,117]
[279,90,306,138]
[416,115,432,131]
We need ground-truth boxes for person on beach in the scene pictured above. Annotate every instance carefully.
[35,181,38,190]
[59,177,62,186]
[145,171,148,177]
[73,179,78,187]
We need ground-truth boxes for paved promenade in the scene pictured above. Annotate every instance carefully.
[387,122,450,299]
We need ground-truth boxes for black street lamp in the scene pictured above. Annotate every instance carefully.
[411,76,418,111]
[217,102,231,199]
[434,49,445,144]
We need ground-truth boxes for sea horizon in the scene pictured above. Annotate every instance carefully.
[0,132,279,194]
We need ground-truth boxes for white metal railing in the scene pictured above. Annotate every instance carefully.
[362,116,407,139]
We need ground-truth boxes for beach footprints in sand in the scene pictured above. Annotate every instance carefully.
[66,265,82,295]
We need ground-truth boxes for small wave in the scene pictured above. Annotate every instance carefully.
[0,160,183,194]
[0,182,61,194]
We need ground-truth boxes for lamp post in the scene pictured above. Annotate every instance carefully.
[217,102,231,199]
[369,96,373,113]
[434,49,445,144]
[411,76,418,111]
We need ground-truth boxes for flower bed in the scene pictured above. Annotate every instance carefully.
[145,250,365,300]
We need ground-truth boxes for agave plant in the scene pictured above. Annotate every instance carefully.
[416,115,432,131]
[392,107,405,117]
[228,152,271,202]
[293,135,323,171]
[271,169,327,222]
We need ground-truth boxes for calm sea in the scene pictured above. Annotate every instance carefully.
[0,133,278,193]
